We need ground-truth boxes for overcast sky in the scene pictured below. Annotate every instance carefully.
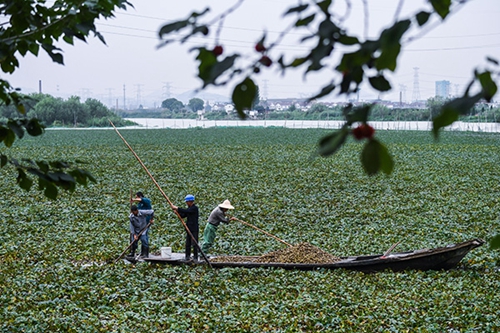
[6,0,500,108]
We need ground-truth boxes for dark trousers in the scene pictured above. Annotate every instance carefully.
[185,224,199,259]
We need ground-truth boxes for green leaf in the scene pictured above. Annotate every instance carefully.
[289,57,308,68]
[316,0,332,14]
[191,25,209,36]
[317,126,349,157]
[360,139,394,176]
[476,71,497,101]
[0,154,7,167]
[380,20,411,47]
[490,234,500,250]
[416,11,431,26]
[44,182,58,200]
[16,103,26,115]
[337,35,359,46]
[369,75,391,92]
[430,0,451,19]
[486,57,499,65]
[432,94,482,138]
[232,77,256,119]
[343,104,371,125]
[308,82,336,101]
[26,118,45,136]
[28,42,40,56]
[36,161,50,173]
[377,140,394,175]
[7,120,24,139]
[70,169,97,186]
[318,19,339,38]
[284,4,309,15]
[295,14,315,27]
[376,20,410,71]
[2,128,16,147]
[159,20,189,36]
[196,48,238,87]
[17,169,33,191]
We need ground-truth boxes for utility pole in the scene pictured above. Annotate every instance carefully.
[399,84,407,105]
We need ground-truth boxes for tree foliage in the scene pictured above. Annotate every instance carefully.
[161,98,184,111]
[0,0,132,199]
[188,98,204,112]
[158,0,498,175]
[157,0,500,248]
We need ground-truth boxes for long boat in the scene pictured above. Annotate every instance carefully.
[141,238,484,272]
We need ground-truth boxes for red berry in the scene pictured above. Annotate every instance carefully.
[259,55,272,67]
[352,126,364,140]
[213,45,223,56]
[361,124,375,139]
[255,42,266,52]
[352,124,375,140]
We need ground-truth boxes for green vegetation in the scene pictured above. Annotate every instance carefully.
[1,128,499,331]
[0,93,134,128]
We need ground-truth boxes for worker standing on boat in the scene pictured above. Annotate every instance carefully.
[130,191,153,255]
[128,205,154,259]
[171,194,199,262]
[202,200,237,254]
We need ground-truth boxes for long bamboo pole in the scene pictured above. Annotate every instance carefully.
[110,120,212,267]
[233,218,293,247]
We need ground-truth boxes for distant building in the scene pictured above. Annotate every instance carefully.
[435,80,451,98]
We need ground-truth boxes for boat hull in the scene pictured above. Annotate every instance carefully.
[142,238,484,272]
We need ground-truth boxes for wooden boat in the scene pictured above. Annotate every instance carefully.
[142,238,484,272]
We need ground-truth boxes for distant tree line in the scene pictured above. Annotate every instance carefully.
[264,99,500,122]
[119,95,500,122]
[0,93,133,127]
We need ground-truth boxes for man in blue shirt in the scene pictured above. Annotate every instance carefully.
[172,194,199,262]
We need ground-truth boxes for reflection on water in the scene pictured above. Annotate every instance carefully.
[124,118,500,133]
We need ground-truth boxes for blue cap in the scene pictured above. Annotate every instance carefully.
[184,194,195,202]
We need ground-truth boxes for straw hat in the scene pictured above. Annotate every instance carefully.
[218,199,234,210]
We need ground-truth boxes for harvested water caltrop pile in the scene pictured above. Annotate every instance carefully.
[211,242,341,264]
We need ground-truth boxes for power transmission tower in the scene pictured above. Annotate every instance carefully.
[412,67,420,102]
[123,84,126,110]
[262,79,269,100]
[136,84,144,108]
[106,88,114,108]
[162,82,171,99]
[81,88,92,101]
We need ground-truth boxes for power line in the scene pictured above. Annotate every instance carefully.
[405,43,500,52]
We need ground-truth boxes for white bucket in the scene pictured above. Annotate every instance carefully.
[161,247,172,258]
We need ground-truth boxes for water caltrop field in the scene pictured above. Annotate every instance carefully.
[1,127,499,332]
